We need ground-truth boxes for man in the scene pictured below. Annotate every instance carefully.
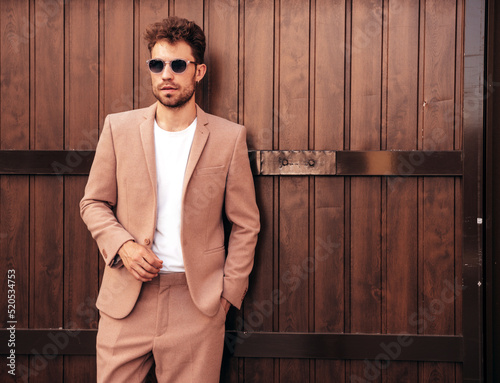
[80,16,260,382]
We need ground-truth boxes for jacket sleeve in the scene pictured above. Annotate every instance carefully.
[80,115,134,266]
[222,126,260,309]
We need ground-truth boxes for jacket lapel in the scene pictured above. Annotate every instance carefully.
[182,105,210,197]
[139,103,158,195]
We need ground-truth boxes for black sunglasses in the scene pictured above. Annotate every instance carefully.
[147,59,198,74]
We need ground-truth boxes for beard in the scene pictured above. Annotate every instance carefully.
[152,74,196,109]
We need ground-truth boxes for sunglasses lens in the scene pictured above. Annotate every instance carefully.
[148,59,164,73]
[171,60,187,73]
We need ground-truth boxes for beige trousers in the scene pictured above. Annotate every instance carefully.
[96,272,226,382]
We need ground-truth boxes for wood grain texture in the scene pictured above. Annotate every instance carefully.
[62,15,99,380]
[386,0,419,150]
[386,178,418,333]
[278,0,310,150]
[34,0,64,150]
[0,0,30,150]
[31,176,64,382]
[350,0,382,150]
[0,2,30,380]
[65,0,99,149]
[103,0,134,118]
[63,176,98,382]
[315,0,345,150]
[314,177,344,333]
[206,0,239,122]
[350,177,382,333]
[243,0,274,150]
[422,0,456,151]
[279,176,310,382]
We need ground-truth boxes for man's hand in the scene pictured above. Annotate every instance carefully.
[118,240,163,282]
[220,297,231,315]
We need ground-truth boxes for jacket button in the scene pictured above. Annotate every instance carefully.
[144,238,150,245]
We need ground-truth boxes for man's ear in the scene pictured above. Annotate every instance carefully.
[195,63,207,83]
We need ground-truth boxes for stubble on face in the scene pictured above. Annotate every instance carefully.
[152,70,197,109]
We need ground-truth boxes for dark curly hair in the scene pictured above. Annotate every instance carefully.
[144,16,206,64]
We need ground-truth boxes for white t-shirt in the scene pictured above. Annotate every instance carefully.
[152,118,197,273]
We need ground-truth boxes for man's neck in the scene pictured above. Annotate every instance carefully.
[155,99,197,132]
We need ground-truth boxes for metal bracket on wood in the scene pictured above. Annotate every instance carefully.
[250,150,336,175]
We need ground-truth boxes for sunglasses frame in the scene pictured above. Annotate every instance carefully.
[146,58,198,74]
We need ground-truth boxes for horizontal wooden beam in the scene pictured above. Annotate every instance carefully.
[0,150,95,175]
[335,150,463,176]
[0,150,463,176]
[0,329,463,362]
[229,331,464,362]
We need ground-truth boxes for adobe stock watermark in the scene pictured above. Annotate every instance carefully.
[224,235,341,353]
[350,277,465,383]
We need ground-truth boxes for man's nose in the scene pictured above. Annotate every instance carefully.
[160,64,174,80]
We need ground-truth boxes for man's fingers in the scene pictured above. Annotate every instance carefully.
[132,261,159,279]
[130,268,153,282]
[143,249,163,269]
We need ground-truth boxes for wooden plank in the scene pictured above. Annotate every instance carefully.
[137,0,170,109]
[0,0,30,150]
[63,176,99,383]
[30,0,65,380]
[0,177,30,382]
[65,0,99,149]
[34,0,64,150]
[278,0,311,381]
[349,9,383,383]
[350,177,382,333]
[421,178,456,381]
[349,12,383,383]
[278,0,309,150]
[384,362,418,383]
[421,0,457,379]
[314,177,344,333]
[243,177,275,382]
[386,0,419,150]
[315,176,345,383]
[31,176,64,382]
[172,0,203,30]
[422,0,456,151]
[386,178,418,333]
[63,9,99,378]
[206,0,239,121]
[350,0,383,150]
[0,1,30,380]
[315,0,345,150]
[243,0,274,150]
[386,177,418,383]
[279,177,310,382]
[103,0,134,118]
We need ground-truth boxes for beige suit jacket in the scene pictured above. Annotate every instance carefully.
[80,103,260,319]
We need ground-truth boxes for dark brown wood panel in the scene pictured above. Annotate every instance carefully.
[386,0,419,150]
[63,177,99,382]
[314,0,345,151]
[0,2,30,380]
[206,0,239,123]
[103,0,134,118]
[0,0,30,150]
[243,0,274,150]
